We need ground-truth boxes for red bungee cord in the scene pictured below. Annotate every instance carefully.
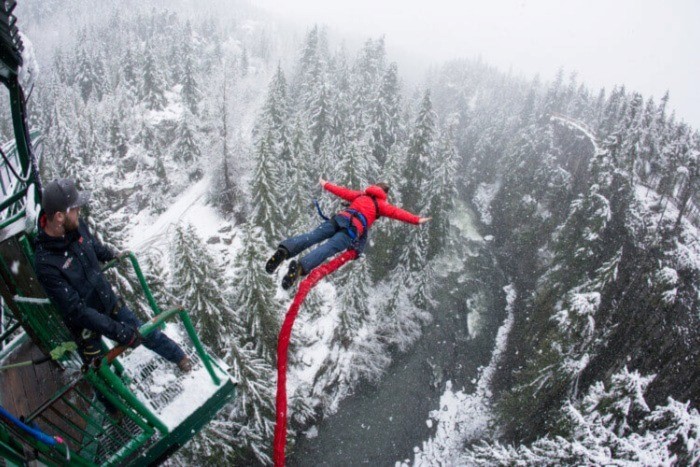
[273,249,358,467]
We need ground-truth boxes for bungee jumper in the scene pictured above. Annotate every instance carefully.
[270,178,430,467]
[266,177,431,289]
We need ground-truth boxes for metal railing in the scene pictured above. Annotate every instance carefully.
[101,253,221,386]
[0,130,41,231]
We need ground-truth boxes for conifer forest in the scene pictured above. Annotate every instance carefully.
[4,0,699,465]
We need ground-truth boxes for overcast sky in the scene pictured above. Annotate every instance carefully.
[252,0,700,129]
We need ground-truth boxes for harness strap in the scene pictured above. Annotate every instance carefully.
[370,196,380,219]
[345,208,367,236]
[313,199,330,221]
[314,194,380,250]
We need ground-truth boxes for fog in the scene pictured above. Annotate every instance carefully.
[252,0,700,129]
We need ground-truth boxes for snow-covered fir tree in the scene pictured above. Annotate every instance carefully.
[140,45,168,111]
[250,128,285,244]
[230,222,280,360]
[169,223,230,354]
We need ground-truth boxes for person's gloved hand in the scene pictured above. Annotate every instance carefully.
[124,328,142,348]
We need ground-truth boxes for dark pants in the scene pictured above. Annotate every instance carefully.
[77,304,185,364]
[76,304,186,414]
[281,215,354,273]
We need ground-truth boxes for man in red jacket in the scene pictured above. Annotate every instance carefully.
[266,178,430,289]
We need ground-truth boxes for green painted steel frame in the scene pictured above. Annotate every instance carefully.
[102,253,223,385]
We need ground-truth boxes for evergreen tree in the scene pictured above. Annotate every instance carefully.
[74,47,100,102]
[141,250,174,313]
[368,142,407,280]
[324,48,352,177]
[239,46,249,77]
[308,77,331,155]
[75,111,102,168]
[367,62,402,168]
[401,90,436,215]
[261,65,293,213]
[598,85,627,137]
[395,223,433,309]
[173,109,203,180]
[619,92,645,185]
[136,122,159,153]
[108,109,129,162]
[350,37,386,132]
[141,46,168,111]
[287,117,315,231]
[263,64,290,140]
[50,105,83,182]
[250,129,285,244]
[170,224,230,354]
[210,79,244,219]
[121,47,139,98]
[425,128,458,259]
[186,292,276,465]
[672,128,700,232]
[377,267,431,351]
[180,53,201,115]
[294,25,328,107]
[215,326,276,465]
[336,138,373,189]
[230,223,280,360]
[335,257,373,347]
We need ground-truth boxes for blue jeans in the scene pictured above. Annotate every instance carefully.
[281,215,354,273]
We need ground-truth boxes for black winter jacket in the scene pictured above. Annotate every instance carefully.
[34,219,133,346]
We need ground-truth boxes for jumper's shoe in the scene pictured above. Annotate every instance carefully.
[265,247,288,274]
[177,355,193,374]
[281,260,302,290]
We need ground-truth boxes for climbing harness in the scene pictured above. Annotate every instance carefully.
[314,195,381,255]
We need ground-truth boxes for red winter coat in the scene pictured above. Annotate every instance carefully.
[323,182,421,236]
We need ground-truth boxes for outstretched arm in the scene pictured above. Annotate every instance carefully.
[380,202,430,225]
[320,177,363,202]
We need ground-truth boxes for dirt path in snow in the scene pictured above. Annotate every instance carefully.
[128,178,209,253]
